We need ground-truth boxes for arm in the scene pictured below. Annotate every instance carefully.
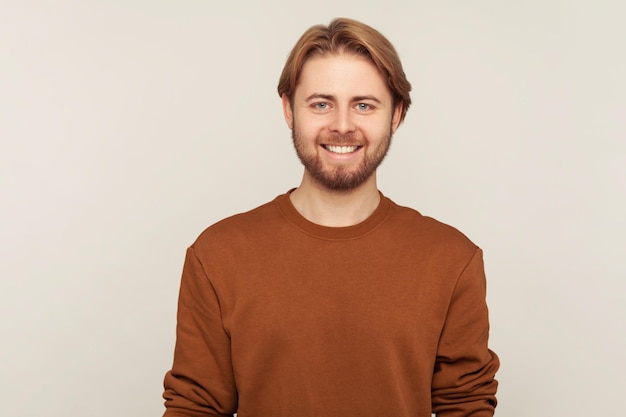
[431,248,500,416]
[163,246,237,417]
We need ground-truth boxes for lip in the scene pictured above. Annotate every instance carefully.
[321,144,363,160]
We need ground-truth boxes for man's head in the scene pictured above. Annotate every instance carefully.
[277,18,412,123]
[279,18,412,192]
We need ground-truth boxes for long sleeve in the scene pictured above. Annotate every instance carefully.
[163,246,237,417]
[431,248,499,416]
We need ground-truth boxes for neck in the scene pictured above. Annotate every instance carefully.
[289,172,381,227]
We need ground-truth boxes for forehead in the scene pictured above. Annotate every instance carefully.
[296,53,392,101]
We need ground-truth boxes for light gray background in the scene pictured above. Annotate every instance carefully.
[1,1,624,416]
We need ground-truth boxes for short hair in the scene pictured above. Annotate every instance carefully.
[277,17,412,123]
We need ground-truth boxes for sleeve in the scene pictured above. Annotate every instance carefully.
[162,246,237,417]
[431,248,500,417]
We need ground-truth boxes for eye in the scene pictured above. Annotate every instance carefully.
[356,103,372,111]
[310,101,333,114]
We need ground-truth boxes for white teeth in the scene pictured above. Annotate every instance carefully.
[325,145,358,154]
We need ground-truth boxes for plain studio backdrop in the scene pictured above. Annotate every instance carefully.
[1,1,624,416]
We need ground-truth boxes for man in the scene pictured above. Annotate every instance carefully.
[163,17,499,417]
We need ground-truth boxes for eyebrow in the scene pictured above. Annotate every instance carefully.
[305,93,382,104]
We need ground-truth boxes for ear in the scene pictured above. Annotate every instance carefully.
[390,103,403,134]
[281,94,294,130]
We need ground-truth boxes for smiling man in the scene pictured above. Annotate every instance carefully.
[162,18,499,417]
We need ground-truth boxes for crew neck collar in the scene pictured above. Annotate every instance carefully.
[275,189,392,240]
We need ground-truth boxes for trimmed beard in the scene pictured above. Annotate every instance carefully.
[291,122,393,192]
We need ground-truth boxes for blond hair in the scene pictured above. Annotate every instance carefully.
[277,18,412,123]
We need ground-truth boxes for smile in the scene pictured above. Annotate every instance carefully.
[323,145,360,154]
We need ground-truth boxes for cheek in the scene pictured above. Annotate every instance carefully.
[295,113,328,133]
[362,117,394,137]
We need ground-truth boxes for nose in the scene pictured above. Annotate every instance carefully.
[328,107,356,134]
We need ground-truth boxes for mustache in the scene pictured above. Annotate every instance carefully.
[319,132,358,144]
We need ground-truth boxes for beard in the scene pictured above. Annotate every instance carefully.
[291,122,393,192]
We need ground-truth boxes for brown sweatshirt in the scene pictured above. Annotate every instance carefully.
[163,191,499,417]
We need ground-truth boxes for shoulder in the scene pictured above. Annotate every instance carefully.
[386,199,479,257]
[191,195,285,251]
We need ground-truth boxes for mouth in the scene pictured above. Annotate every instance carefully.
[322,144,361,154]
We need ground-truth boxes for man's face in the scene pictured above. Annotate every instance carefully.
[282,53,402,192]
